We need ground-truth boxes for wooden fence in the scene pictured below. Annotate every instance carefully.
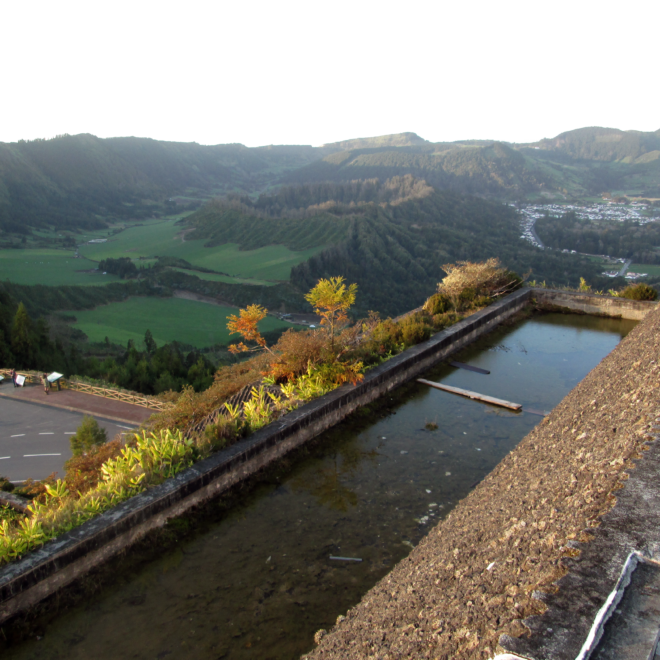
[0,369,173,412]
[0,369,40,384]
[63,381,174,411]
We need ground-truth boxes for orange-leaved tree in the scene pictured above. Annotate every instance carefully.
[304,276,357,354]
[226,304,275,356]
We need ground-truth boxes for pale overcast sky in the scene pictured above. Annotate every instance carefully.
[1,0,658,147]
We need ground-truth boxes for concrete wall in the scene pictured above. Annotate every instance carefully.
[0,288,533,625]
[532,288,656,320]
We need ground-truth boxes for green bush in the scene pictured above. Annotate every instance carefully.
[401,321,432,346]
[432,312,460,330]
[0,477,14,493]
[423,293,451,315]
[619,283,657,301]
[70,416,108,456]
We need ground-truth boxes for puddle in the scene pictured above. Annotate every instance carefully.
[2,313,636,660]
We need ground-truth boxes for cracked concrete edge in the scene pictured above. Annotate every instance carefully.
[501,431,660,660]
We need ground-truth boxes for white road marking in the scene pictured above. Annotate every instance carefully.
[39,432,54,435]
[10,434,25,438]
[0,456,10,460]
[64,432,75,435]
[23,453,61,457]
[116,425,135,430]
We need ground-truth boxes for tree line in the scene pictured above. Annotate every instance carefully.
[536,212,660,263]
[0,287,215,395]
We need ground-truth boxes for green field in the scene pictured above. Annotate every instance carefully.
[0,249,121,286]
[629,263,660,278]
[69,296,291,348]
[77,218,323,281]
[169,268,275,286]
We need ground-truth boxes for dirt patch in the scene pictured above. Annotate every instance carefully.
[305,306,660,660]
[172,289,238,309]
[174,228,195,243]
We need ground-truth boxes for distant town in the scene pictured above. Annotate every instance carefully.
[516,201,660,280]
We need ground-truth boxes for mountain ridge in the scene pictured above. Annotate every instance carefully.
[2,126,660,234]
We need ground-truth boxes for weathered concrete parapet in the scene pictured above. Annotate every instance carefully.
[0,288,532,626]
[531,288,656,320]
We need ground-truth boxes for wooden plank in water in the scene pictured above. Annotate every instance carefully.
[449,361,490,375]
[417,378,522,411]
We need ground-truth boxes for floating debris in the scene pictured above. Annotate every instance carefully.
[417,378,522,411]
[329,556,362,562]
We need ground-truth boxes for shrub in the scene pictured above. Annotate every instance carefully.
[438,258,521,307]
[432,312,460,330]
[0,477,14,493]
[401,321,432,346]
[70,416,108,456]
[457,287,477,310]
[202,419,237,450]
[424,293,451,315]
[64,440,123,497]
[619,282,657,301]
[268,328,328,382]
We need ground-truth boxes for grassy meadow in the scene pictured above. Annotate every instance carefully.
[629,263,660,278]
[77,217,323,281]
[0,249,121,286]
[69,296,291,348]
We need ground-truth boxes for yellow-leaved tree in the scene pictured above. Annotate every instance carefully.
[304,276,358,353]
[226,304,275,356]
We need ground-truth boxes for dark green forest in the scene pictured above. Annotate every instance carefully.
[185,179,614,316]
[536,212,660,263]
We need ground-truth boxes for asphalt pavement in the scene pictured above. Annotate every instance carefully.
[0,396,137,483]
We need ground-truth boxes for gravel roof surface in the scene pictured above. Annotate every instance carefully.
[304,304,660,660]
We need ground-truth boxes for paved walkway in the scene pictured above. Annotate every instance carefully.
[0,384,155,426]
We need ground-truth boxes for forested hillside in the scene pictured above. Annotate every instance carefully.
[185,178,608,316]
[0,134,332,232]
[2,127,660,236]
[282,142,558,198]
[528,127,660,163]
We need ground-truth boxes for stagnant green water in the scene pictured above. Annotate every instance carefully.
[4,313,636,660]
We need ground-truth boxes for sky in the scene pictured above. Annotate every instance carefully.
[2,0,658,147]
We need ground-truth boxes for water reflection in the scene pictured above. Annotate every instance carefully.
[291,445,381,512]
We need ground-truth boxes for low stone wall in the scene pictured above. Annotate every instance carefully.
[0,288,532,625]
[532,288,656,320]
